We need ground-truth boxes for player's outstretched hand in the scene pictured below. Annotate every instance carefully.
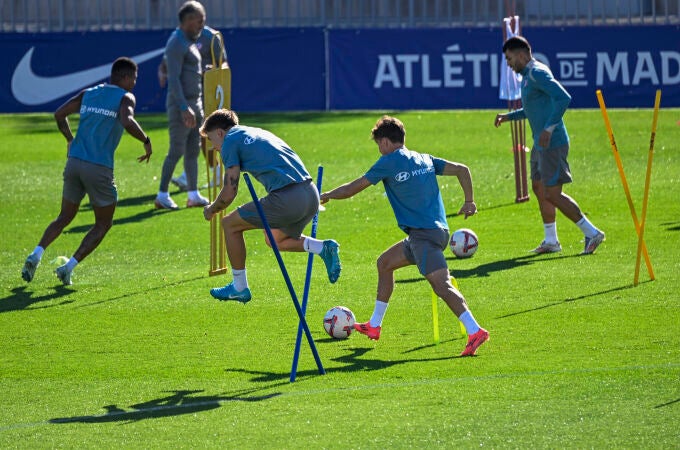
[320,192,330,204]
[458,200,477,219]
[494,113,507,127]
[204,204,215,221]
[137,141,152,163]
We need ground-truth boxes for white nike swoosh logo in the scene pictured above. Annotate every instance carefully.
[11,47,165,106]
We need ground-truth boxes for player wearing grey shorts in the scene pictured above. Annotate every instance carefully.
[402,228,450,276]
[320,115,489,357]
[238,180,319,239]
[63,158,117,207]
[21,57,152,286]
[495,35,604,255]
[530,145,573,187]
[200,109,341,303]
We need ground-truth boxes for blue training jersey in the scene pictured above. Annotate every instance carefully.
[507,59,571,150]
[68,84,127,169]
[364,147,448,233]
[221,125,311,193]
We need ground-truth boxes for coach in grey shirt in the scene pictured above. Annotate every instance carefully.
[155,1,210,210]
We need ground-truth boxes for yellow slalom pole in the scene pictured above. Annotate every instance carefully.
[431,276,466,345]
[596,90,654,281]
[431,290,440,345]
[634,90,661,285]
[450,276,467,338]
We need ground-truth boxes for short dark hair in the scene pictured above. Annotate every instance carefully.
[200,109,240,136]
[503,36,531,53]
[178,1,205,23]
[371,115,405,144]
[110,57,137,83]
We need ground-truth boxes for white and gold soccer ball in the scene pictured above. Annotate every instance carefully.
[323,306,355,339]
[450,228,479,258]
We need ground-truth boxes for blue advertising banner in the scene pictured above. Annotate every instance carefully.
[0,25,676,112]
[0,31,167,113]
[329,25,679,109]
[225,27,326,111]
[0,28,325,113]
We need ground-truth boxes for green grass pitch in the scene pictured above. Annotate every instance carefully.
[1,108,679,448]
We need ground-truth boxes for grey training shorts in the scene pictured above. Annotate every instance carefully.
[237,179,318,239]
[530,144,573,187]
[402,228,450,276]
[62,157,117,207]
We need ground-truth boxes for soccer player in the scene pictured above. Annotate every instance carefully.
[320,116,489,357]
[200,109,341,303]
[494,36,605,255]
[21,57,152,285]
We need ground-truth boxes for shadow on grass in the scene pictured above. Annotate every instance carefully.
[661,221,680,232]
[226,346,459,383]
[446,200,520,218]
[396,253,577,285]
[2,276,205,313]
[450,253,586,278]
[495,282,643,319]
[655,398,680,409]
[64,192,186,233]
[49,388,281,425]
[75,276,205,308]
[401,336,465,354]
[0,286,75,312]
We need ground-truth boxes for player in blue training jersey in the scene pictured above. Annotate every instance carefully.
[199,109,341,303]
[21,57,153,286]
[320,116,489,357]
[495,36,605,255]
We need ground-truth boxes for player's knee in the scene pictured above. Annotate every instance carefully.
[376,255,385,272]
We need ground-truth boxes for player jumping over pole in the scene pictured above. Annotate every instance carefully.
[200,109,341,303]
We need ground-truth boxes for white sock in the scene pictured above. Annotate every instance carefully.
[65,257,78,271]
[576,216,599,239]
[303,237,324,254]
[31,246,45,260]
[157,191,170,199]
[458,310,481,335]
[544,222,558,244]
[369,300,388,327]
[232,268,248,291]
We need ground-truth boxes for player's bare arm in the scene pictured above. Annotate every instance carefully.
[119,93,152,163]
[204,164,240,220]
[320,176,371,204]
[441,161,476,218]
[54,90,84,144]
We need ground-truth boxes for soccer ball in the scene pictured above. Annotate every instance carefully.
[323,306,355,339]
[450,228,479,258]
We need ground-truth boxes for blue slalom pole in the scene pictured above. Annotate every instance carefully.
[242,173,325,377]
[290,166,323,382]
